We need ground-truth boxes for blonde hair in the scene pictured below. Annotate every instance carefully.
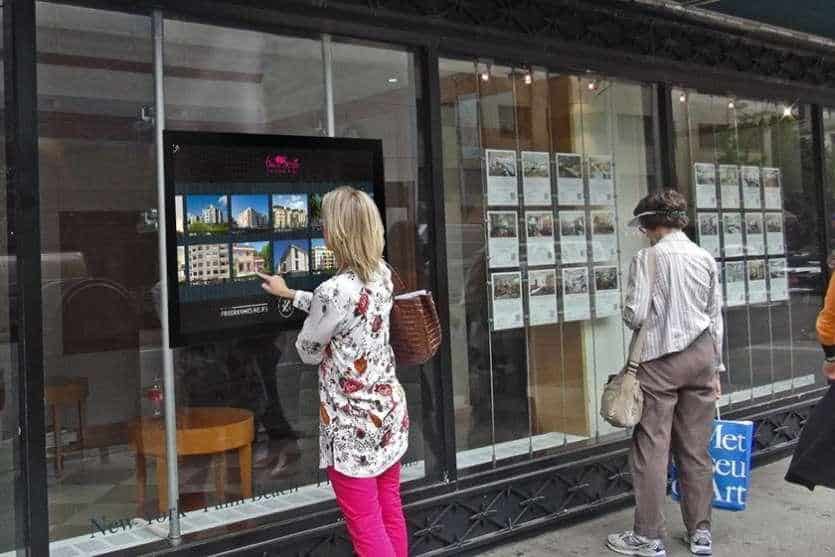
[322,186,385,283]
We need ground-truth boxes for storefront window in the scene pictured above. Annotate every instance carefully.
[440,58,658,471]
[161,21,434,538]
[672,89,827,404]
[36,3,156,551]
[35,5,436,552]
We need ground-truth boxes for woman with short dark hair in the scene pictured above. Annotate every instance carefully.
[606,189,723,557]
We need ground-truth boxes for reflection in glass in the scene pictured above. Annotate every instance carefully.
[37,3,155,546]
[673,89,825,406]
[441,58,657,472]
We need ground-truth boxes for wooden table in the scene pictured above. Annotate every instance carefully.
[131,407,254,514]
[45,377,88,474]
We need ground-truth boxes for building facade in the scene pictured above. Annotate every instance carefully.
[187,244,231,283]
[232,245,267,278]
[235,207,268,230]
[311,245,337,273]
[3,1,835,556]
[273,205,308,230]
[278,243,310,274]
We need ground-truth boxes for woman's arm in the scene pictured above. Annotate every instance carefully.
[623,250,651,330]
[707,258,725,373]
[294,284,346,366]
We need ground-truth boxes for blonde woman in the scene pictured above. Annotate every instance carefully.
[258,186,409,557]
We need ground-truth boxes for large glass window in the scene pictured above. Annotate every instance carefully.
[162,23,436,536]
[36,4,156,552]
[672,89,827,405]
[36,5,437,553]
[440,58,658,471]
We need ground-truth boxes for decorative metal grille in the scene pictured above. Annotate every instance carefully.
[247,399,815,556]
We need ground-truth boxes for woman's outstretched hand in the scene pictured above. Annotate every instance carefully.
[257,272,295,300]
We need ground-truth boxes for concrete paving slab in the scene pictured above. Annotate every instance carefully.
[482,458,834,557]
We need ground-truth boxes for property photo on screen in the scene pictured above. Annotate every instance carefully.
[311,238,336,273]
[273,194,309,231]
[187,194,229,236]
[309,193,324,230]
[187,243,231,284]
[274,239,311,275]
[231,194,270,231]
[177,246,186,284]
[232,241,272,280]
[175,195,185,236]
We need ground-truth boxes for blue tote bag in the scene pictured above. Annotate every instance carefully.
[670,417,755,511]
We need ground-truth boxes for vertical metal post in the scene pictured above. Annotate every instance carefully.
[421,46,458,482]
[4,1,49,555]
[322,33,336,137]
[152,10,181,543]
[656,83,677,190]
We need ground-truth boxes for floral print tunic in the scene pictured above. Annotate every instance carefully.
[293,264,409,477]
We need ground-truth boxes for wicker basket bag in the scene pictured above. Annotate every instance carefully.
[388,265,442,367]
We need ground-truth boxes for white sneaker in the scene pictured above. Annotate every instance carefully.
[683,528,712,555]
[606,531,667,557]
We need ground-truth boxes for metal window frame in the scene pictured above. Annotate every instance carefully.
[4,1,49,556]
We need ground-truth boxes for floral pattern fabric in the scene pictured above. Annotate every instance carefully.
[293,264,409,478]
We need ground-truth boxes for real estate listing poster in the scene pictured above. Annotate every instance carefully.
[744,213,765,256]
[591,210,617,262]
[765,212,785,255]
[747,259,767,304]
[722,213,744,258]
[525,211,556,266]
[588,155,615,206]
[724,261,747,307]
[492,272,524,331]
[561,267,591,321]
[522,151,552,206]
[768,258,789,301]
[486,149,519,206]
[593,266,620,317]
[719,164,741,210]
[556,153,585,205]
[487,211,520,268]
[559,211,588,264]
[694,162,717,209]
[697,213,720,258]
[741,165,762,210]
[528,269,559,326]
[164,131,384,346]
[763,167,782,210]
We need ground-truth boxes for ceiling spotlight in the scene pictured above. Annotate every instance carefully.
[387,77,399,84]
[782,105,793,117]
[480,66,490,82]
[587,80,598,91]
[679,92,687,103]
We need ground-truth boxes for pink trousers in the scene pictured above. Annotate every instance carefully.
[327,462,408,557]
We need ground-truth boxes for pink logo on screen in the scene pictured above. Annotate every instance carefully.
[265,154,301,176]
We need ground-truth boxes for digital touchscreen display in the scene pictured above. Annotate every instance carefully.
[164,131,384,346]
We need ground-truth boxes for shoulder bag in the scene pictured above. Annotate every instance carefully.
[387,264,442,367]
[600,247,657,428]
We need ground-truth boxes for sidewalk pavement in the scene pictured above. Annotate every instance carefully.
[483,458,833,557]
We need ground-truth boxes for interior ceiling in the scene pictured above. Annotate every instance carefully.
[681,0,835,42]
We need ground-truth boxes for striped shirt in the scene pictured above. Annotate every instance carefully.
[623,230,725,371]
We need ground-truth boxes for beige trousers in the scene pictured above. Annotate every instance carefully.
[631,331,716,539]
